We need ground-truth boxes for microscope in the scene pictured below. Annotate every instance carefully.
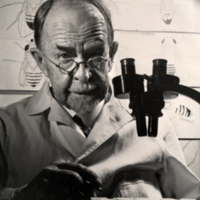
[112,58,200,137]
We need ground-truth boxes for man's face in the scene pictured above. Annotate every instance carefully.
[41,1,112,114]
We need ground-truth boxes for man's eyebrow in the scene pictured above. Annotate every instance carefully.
[56,44,76,53]
[84,40,106,50]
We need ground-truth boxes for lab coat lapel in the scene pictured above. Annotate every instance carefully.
[26,80,86,158]
[50,121,85,158]
[76,96,133,162]
[48,97,75,126]
[49,98,86,158]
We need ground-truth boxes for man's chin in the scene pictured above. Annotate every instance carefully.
[65,92,101,115]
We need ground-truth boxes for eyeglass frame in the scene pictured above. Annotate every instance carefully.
[41,52,108,76]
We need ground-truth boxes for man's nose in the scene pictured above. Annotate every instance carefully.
[74,63,91,82]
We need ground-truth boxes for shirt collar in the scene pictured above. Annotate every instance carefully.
[63,106,76,118]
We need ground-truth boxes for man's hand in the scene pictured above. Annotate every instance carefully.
[12,160,102,200]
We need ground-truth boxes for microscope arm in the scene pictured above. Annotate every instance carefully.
[152,84,200,104]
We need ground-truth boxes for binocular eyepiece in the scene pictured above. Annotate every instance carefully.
[112,58,179,137]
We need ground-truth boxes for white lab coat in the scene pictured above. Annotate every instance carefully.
[0,81,199,198]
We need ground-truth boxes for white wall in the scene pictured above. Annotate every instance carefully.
[0,0,199,177]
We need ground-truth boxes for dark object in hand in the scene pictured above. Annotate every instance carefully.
[12,160,102,200]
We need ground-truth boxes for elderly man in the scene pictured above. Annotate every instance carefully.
[0,0,199,199]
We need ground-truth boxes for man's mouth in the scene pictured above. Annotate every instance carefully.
[68,83,98,95]
[72,89,96,95]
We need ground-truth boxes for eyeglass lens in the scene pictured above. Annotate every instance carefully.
[59,57,106,74]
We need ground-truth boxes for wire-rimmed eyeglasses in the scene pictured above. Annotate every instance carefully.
[42,54,108,76]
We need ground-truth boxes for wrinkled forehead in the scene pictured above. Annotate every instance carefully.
[43,0,107,38]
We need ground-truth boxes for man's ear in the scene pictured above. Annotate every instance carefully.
[108,41,118,72]
[109,41,118,62]
[30,47,48,77]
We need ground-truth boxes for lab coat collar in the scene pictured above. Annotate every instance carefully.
[26,80,52,115]
[77,94,133,162]
[26,80,76,127]
[48,98,75,127]
[26,80,133,160]
[26,81,85,158]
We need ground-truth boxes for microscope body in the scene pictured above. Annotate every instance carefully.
[112,58,200,137]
